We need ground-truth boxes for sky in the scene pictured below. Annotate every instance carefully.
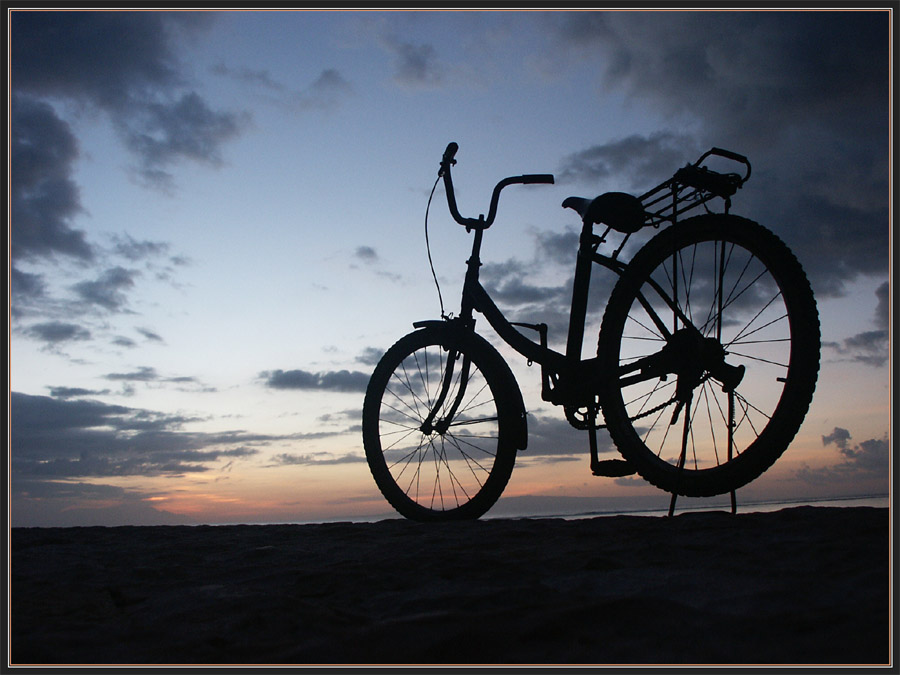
[8,9,894,527]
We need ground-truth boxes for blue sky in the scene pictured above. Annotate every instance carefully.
[9,9,893,526]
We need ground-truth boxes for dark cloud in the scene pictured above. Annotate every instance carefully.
[261,369,370,393]
[873,281,889,330]
[100,367,207,393]
[557,132,698,190]
[355,347,384,367]
[47,386,111,399]
[11,478,194,527]
[823,283,890,367]
[476,227,619,346]
[213,63,352,111]
[549,11,889,298]
[10,11,239,340]
[11,11,244,188]
[104,366,161,382]
[533,229,581,266]
[211,62,285,92]
[10,268,46,305]
[10,391,267,480]
[481,260,569,307]
[110,233,171,262]
[271,452,366,466]
[382,35,443,87]
[355,246,378,262]
[296,68,353,110]
[12,12,188,104]
[796,426,889,485]
[24,321,92,344]
[137,327,165,342]
[118,91,244,186]
[71,266,139,312]
[526,414,616,459]
[10,94,91,263]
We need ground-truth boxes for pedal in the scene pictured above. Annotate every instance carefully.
[591,459,637,477]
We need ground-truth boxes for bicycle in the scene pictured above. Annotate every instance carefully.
[362,142,820,521]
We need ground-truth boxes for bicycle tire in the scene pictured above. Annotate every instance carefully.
[597,214,820,497]
[362,324,521,520]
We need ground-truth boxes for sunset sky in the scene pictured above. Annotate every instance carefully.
[9,9,893,526]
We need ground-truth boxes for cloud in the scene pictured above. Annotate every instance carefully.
[110,233,172,262]
[873,281,889,330]
[557,132,698,190]
[823,282,890,367]
[547,11,889,298]
[11,478,195,527]
[525,414,617,459]
[24,321,92,344]
[474,227,618,345]
[99,366,209,393]
[10,268,47,307]
[104,366,163,382]
[270,452,366,466]
[10,94,92,263]
[11,12,244,189]
[355,246,379,263]
[118,91,244,186]
[10,11,240,347]
[261,369,370,393]
[381,35,443,88]
[47,386,111,399]
[212,62,286,92]
[213,63,353,111]
[137,327,165,343]
[71,266,139,312]
[355,347,384,366]
[10,391,272,482]
[795,426,889,485]
[295,68,353,110]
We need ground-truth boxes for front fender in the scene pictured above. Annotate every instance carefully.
[412,319,528,450]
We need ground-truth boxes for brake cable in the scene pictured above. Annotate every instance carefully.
[424,175,449,320]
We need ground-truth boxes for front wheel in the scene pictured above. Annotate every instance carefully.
[598,214,820,497]
[362,324,522,520]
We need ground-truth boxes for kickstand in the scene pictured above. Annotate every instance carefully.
[588,419,601,475]
[668,487,738,517]
[667,388,739,517]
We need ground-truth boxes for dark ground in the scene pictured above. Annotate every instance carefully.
[9,506,892,666]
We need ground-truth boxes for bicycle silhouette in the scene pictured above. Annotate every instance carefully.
[363,142,820,521]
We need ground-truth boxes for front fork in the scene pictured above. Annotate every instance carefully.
[418,345,472,436]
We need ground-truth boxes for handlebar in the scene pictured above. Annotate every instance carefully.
[439,142,554,230]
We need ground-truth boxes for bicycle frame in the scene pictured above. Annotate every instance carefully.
[431,142,749,423]
[456,221,622,408]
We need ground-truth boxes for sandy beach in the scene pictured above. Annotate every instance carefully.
[9,506,891,666]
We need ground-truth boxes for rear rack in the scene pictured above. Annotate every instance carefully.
[639,147,751,227]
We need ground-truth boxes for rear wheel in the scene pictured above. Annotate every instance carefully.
[362,325,520,520]
[598,214,820,496]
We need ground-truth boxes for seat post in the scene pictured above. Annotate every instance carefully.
[564,220,595,363]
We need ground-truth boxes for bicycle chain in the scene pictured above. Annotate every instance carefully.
[565,395,676,431]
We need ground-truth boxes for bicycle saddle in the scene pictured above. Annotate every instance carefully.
[562,192,647,233]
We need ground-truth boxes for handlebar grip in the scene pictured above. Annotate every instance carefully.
[709,147,749,165]
[442,142,459,164]
[520,174,555,185]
